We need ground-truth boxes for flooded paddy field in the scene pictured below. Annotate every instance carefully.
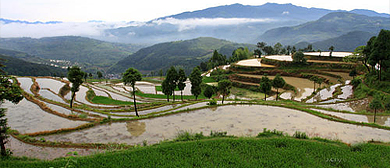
[4,98,88,134]
[16,77,33,94]
[313,108,390,127]
[6,136,100,160]
[35,78,66,94]
[39,105,390,145]
[6,76,390,160]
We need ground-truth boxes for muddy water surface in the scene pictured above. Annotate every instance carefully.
[317,98,370,112]
[6,136,100,160]
[313,108,390,127]
[16,77,33,94]
[41,105,390,145]
[39,89,67,103]
[36,78,65,94]
[4,98,88,134]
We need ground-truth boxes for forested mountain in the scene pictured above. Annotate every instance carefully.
[258,12,390,45]
[108,37,255,74]
[103,3,389,44]
[159,3,333,21]
[0,54,66,76]
[295,31,376,51]
[0,36,144,71]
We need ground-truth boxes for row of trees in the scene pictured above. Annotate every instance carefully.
[161,67,188,102]
[255,42,335,57]
[345,29,390,81]
[199,48,252,72]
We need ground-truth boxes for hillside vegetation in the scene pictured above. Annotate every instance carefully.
[0,54,66,76]
[259,12,390,45]
[295,31,376,51]
[0,36,144,71]
[108,37,255,74]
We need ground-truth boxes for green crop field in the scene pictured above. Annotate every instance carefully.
[2,136,389,167]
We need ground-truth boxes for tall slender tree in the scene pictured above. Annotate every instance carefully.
[68,66,84,108]
[189,67,202,100]
[122,68,142,117]
[329,46,334,57]
[259,76,272,101]
[166,66,178,102]
[370,29,390,81]
[203,85,214,99]
[177,68,187,101]
[97,71,103,83]
[218,80,232,104]
[161,79,172,102]
[369,97,384,123]
[272,74,286,101]
[309,76,319,93]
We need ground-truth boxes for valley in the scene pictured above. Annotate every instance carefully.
[1,2,390,167]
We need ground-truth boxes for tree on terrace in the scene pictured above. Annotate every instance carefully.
[122,68,142,117]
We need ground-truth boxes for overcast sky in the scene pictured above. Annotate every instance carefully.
[1,0,389,22]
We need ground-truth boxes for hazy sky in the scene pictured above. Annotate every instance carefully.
[1,0,389,22]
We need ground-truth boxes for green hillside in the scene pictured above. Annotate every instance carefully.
[259,12,390,45]
[0,48,50,64]
[0,54,66,76]
[0,36,144,71]
[295,31,376,51]
[108,37,255,74]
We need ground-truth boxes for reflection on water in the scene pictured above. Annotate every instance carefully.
[41,105,390,145]
[4,98,87,134]
[366,115,390,126]
[126,121,146,136]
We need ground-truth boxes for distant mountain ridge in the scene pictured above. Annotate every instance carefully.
[0,18,62,24]
[259,12,390,45]
[104,3,390,44]
[158,3,333,21]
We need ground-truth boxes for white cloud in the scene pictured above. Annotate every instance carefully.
[151,17,275,31]
[282,11,290,15]
[0,21,142,38]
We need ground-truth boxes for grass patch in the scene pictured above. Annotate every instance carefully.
[230,87,265,99]
[3,137,390,167]
[136,90,207,100]
[202,76,216,83]
[91,96,140,105]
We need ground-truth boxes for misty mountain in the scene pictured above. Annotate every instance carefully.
[294,31,376,51]
[159,3,333,21]
[108,37,255,74]
[0,18,62,24]
[103,3,389,44]
[259,12,390,45]
[0,36,145,71]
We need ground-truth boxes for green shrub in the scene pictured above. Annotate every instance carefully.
[207,99,217,105]
[351,78,362,87]
[257,128,284,137]
[175,130,205,141]
[293,131,308,139]
[210,131,228,137]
